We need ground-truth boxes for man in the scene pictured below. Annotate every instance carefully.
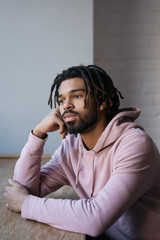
[5,65,160,239]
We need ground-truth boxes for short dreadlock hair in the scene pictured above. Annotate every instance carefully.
[48,65,123,123]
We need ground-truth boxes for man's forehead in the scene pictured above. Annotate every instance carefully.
[59,77,86,94]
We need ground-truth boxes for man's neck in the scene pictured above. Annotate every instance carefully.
[80,112,107,150]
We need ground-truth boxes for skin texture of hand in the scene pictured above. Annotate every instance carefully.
[4,179,29,213]
[33,108,67,139]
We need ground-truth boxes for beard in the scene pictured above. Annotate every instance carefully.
[62,109,98,134]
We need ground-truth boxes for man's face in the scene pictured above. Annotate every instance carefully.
[58,77,98,134]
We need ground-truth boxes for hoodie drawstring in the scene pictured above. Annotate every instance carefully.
[91,150,96,198]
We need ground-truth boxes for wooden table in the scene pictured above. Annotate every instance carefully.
[0,157,86,240]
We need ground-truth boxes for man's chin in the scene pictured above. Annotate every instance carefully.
[66,124,88,135]
[64,122,77,134]
[66,127,79,135]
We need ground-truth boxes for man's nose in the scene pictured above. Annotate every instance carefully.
[63,99,74,110]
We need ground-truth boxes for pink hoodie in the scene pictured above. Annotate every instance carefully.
[14,108,160,239]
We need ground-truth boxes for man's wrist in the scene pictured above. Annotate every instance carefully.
[32,129,47,139]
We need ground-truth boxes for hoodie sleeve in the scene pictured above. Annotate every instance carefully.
[13,132,69,196]
[21,130,159,237]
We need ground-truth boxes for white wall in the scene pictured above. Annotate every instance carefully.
[0,0,93,155]
[94,0,160,150]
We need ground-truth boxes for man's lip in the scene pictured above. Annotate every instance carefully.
[63,113,77,122]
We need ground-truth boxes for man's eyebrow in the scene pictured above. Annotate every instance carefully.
[70,88,85,93]
[58,88,85,98]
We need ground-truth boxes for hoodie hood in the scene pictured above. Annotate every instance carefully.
[86,107,144,153]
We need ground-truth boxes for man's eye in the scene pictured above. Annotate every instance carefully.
[74,95,82,99]
[59,99,64,104]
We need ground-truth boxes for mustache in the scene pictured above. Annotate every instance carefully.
[61,110,79,119]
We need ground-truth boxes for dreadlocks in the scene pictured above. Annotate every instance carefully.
[48,65,124,123]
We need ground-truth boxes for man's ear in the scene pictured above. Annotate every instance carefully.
[99,98,113,111]
[99,101,107,111]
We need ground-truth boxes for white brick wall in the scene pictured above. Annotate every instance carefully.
[94,0,160,149]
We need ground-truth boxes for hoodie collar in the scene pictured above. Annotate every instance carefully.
[79,107,143,153]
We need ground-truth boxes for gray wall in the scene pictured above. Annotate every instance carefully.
[94,0,160,150]
[0,0,93,155]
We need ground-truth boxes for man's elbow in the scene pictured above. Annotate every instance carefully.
[86,228,104,237]
[84,218,105,237]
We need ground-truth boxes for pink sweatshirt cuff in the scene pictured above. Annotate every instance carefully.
[21,195,40,220]
[25,131,48,155]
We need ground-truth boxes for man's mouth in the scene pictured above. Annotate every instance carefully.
[63,113,77,122]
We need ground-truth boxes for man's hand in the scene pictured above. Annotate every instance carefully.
[33,108,67,139]
[4,179,29,213]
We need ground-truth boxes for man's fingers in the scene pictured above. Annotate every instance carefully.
[4,180,29,213]
[58,123,65,134]
[58,123,67,138]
